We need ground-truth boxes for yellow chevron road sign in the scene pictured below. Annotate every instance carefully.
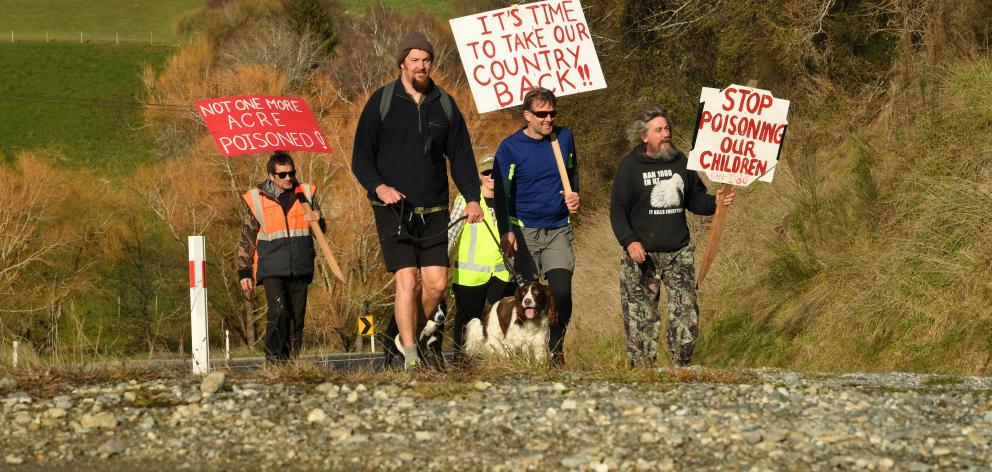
[358,315,374,336]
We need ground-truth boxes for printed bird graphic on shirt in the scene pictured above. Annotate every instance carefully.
[650,174,684,209]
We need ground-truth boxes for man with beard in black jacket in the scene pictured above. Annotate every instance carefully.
[610,107,734,368]
[352,32,482,369]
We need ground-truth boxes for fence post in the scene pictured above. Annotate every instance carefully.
[10,31,13,43]
[116,32,119,45]
[46,31,49,43]
[80,32,83,44]
[188,235,210,374]
[11,341,17,368]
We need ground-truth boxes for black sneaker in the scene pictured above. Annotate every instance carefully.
[380,318,401,369]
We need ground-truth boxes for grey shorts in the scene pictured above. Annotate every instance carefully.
[513,225,575,280]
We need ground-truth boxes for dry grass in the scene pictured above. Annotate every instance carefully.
[0,363,179,398]
[695,57,992,375]
[237,359,757,389]
[567,207,627,369]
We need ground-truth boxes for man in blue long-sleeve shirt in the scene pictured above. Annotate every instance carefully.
[493,88,580,367]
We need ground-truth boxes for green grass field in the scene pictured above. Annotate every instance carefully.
[0,0,204,44]
[341,0,453,16]
[0,43,174,174]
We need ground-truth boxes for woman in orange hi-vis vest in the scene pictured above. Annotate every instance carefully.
[237,151,326,362]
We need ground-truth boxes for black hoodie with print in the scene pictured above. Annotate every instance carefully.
[610,145,716,253]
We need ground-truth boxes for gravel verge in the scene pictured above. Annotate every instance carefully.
[2,367,991,470]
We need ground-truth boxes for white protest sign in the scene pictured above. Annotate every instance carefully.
[688,85,790,186]
[450,0,606,113]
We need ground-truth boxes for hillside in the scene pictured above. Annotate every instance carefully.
[554,0,992,374]
[0,0,203,44]
[0,43,173,173]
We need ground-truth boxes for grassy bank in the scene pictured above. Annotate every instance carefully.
[693,58,992,374]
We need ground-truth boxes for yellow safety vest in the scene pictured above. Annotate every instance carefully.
[452,195,510,286]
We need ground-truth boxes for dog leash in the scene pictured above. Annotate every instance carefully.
[386,199,467,243]
[480,217,527,287]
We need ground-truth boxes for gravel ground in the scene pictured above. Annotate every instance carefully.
[2,367,992,471]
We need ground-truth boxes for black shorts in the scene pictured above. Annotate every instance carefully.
[372,205,449,272]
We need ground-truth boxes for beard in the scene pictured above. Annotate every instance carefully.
[411,74,429,92]
[645,143,680,162]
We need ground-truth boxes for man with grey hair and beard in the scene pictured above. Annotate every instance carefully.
[609,107,734,368]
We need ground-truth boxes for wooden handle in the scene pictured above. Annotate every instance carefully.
[696,78,756,287]
[550,133,573,194]
[696,183,732,287]
[300,201,346,283]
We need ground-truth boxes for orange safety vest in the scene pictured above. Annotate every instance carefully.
[242,183,317,283]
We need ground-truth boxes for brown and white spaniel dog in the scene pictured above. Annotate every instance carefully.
[463,281,557,361]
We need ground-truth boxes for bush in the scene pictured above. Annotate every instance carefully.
[285,0,342,57]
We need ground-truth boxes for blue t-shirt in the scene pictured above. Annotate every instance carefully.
[493,127,579,232]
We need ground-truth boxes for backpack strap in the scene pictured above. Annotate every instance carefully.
[379,81,396,122]
[437,86,453,122]
[380,80,454,123]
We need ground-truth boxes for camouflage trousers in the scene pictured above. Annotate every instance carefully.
[620,244,699,367]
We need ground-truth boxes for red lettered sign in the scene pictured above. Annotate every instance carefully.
[688,85,790,186]
[195,95,331,157]
[450,0,606,113]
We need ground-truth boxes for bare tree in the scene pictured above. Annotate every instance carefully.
[0,153,97,351]
[219,22,327,92]
[636,0,724,39]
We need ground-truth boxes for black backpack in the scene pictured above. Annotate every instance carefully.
[379,80,453,123]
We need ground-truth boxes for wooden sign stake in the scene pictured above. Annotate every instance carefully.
[299,200,346,283]
[696,79,757,287]
[696,183,733,287]
[550,133,573,193]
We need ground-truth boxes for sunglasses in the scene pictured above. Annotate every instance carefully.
[528,110,557,119]
[274,170,296,179]
[480,169,493,177]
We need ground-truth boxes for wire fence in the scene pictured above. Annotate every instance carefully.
[4,30,203,47]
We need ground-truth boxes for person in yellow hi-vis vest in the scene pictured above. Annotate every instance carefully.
[447,156,515,362]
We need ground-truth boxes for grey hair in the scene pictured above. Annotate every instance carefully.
[625,107,672,148]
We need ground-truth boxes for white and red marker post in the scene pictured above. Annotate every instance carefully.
[188,235,210,375]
